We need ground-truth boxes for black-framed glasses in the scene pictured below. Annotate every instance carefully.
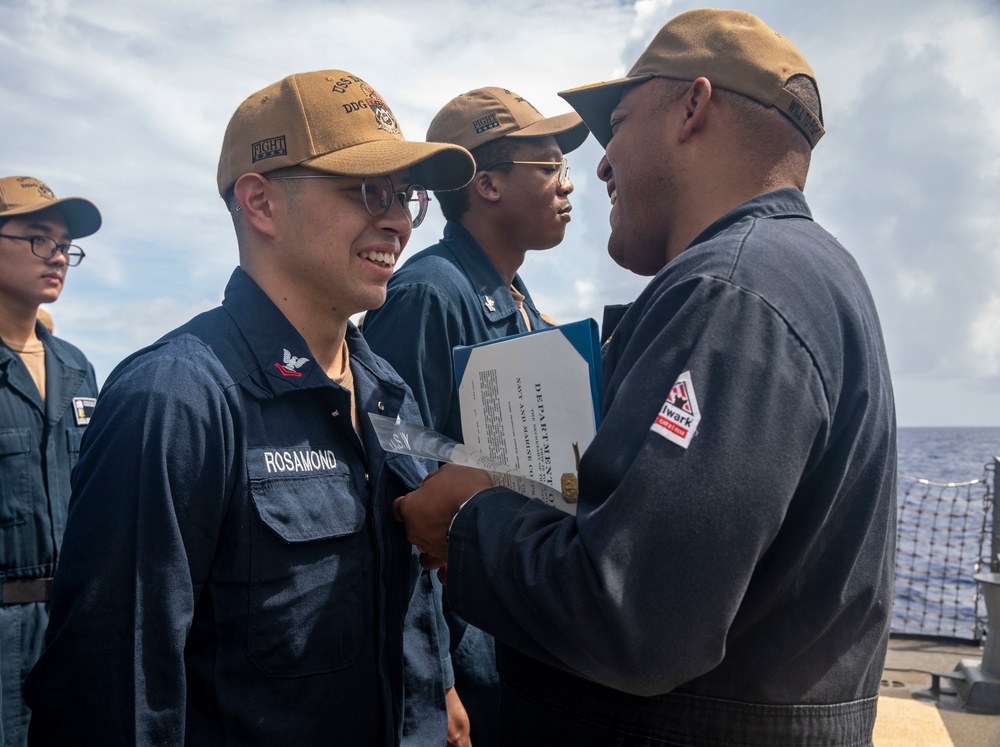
[269,174,430,228]
[0,233,86,266]
[480,159,570,185]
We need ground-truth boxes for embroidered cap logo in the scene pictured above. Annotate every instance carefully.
[362,84,400,136]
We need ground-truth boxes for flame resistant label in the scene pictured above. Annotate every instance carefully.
[650,370,700,449]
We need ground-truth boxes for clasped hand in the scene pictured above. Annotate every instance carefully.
[393,464,494,575]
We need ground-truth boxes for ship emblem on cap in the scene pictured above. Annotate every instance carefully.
[18,177,55,199]
[362,84,399,135]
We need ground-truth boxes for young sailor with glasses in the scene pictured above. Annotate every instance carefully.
[0,175,101,747]
[25,71,475,746]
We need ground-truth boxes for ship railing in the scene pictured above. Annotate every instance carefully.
[892,456,997,642]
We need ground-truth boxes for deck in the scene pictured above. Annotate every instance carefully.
[876,636,1000,746]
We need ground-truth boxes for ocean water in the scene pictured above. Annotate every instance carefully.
[893,427,1000,639]
[897,427,1000,484]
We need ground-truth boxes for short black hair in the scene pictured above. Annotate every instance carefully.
[434,136,519,222]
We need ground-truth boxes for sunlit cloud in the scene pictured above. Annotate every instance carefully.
[969,295,1000,376]
[2,0,999,425]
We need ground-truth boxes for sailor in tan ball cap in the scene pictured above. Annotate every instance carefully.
[364,87,589,746]
[0,173,100,747]
[26,71,476,746]
[394,10,895,747]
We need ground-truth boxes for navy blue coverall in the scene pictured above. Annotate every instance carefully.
[444,190,897,746]
[25,269,434,746]
[1,323,96,747]
[364,220,549,746]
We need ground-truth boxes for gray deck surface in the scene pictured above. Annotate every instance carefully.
[877,636,1000,746]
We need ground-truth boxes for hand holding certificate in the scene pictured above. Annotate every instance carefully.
[371,319,602,515]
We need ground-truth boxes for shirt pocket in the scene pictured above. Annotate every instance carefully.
[0,429,31,527]
[248,472,367,677]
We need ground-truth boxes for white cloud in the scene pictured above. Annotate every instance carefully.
[2,0,999,425]
[969,295,1000,376]
[895,269,936,301]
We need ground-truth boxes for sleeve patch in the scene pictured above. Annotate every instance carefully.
[650,371,700,449]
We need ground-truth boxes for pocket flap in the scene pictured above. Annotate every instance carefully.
[251,474,365,542]
[65,427,85,454]
[385,452,427,491]
[0,429,30,457]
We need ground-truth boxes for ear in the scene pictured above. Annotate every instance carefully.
[471,170,502,204]
[679,77,713,143]
[233,173,281,239]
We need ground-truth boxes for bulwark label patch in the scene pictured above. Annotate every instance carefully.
[650,370,700,449]
[72,396,97,426]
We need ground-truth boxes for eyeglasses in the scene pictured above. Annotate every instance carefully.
[0,233,86,266]
[268,174,430,228]
[479,159,570,185]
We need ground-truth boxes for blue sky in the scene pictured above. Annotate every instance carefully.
[2,0,999,427]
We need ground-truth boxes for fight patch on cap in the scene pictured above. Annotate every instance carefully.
[650,371,700,449]
[72,396,96,426]
[473,113,500,135]
[252,135,288,163]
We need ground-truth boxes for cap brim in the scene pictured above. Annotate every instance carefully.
[558,75,652,148]
[302,140,475,191]
[506,112,591,154]
[0,197,102,239]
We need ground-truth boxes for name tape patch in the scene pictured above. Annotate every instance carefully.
[262,448,338,474]
[650,371,700,449]
[246,446,346,480]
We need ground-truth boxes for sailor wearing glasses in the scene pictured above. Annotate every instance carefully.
[363,87,589,747]
[25,71,474,746]
[0,175,100,747]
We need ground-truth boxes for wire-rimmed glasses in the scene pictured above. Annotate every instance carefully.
[0,233,86,266]
[268,174,430,228]
[479,159,570,185]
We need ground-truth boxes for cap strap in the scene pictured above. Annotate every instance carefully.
[772,88,825,148]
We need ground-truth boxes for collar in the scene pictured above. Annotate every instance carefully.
[687,188,813,252]
[220,267,405,399]
[441,221,537,322]
[0,321,87,372]
[0,322,88,416]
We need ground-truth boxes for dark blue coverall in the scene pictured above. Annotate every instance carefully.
[364,220,549,747]
[1,322,96,747]
[25,269,435,746]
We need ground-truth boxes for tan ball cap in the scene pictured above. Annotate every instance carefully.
[217,70,476,195]
[426,87,589,154]
[0,176,102,238]
[559,9,824,149]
